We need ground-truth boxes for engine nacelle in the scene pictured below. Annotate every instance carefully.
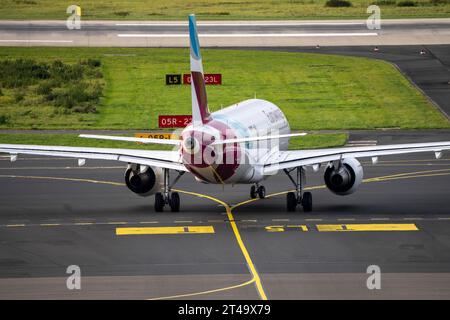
[125,165,163,197]
[324,158,363,196]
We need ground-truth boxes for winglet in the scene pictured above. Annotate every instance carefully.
[189,14,210,126]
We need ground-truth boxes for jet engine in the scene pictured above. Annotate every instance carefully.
[125,165,163,197]
[324,158,363,195]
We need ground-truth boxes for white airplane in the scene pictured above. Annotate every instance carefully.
[1,14,450,213]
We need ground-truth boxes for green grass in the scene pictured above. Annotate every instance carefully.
[0,133,348,150]
[288,133,348,149]
[0,0,449,19]
[0,47,448,130]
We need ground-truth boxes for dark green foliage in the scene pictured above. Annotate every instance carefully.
[374,0,396,5]
[397,0,416,6]
[430,0,449,4]
[325,0,352,6]
[0,59,103,113]
[0,59,49,88]
[114,11,130,17]
[0,115,8,125]
[86,59,101,68]
[36,81,52,95]
[14,90,25,103]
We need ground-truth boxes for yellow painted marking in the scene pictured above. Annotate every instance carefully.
[187,226,215,233]
[148,278,255,300]
[6,224,25,227]
[287,225,309,231]
[265,225,285,232]
[116,226,214,235]
[316,224,418,232]
[135,133,179,140]
[174,189,268,300]
[266,225,308,232]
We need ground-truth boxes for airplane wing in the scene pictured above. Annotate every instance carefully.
[0,144,187,171]
[212,132,307,145]
[79,134,181,145]
[263,141,450,174]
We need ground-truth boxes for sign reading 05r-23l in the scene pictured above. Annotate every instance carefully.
[165,74,222,85]
[158,115,192,128]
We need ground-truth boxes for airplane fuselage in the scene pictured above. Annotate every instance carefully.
[181,98,290,184]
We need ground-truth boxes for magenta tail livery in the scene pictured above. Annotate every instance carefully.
[1,14,450,212]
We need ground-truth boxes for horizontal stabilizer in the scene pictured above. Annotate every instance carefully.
[79,134,181,146]
[211,133,307,145]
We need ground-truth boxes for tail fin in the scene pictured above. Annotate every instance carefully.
[189,14,210,126]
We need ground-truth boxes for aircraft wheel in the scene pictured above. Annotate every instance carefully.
[258,186,266,199]
[169,192,180,212]
[154,192,165,212]
[302,192,313,212]
[286,192,297,211]
[250,185,257,199]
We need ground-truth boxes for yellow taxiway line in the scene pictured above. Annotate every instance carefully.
[173,188,268,300]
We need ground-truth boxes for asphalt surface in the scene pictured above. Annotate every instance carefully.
[1,142,450,299]
[0,19,449,46]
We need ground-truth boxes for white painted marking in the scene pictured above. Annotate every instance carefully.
[117,33,378,38]
[116,22,365,27]
[403,217,423,220]
[272,218,290,222]
[370,217,391,221]
[438,217,450,220]
[305,218,323,221]
[337,218,356,221]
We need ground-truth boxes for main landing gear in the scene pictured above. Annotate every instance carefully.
[250,184,266,199]
[284,166,312,212]
[155,169,185,212]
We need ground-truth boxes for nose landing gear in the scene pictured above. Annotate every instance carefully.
[250,184,266,199]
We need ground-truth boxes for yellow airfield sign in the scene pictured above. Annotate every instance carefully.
[134,133,179,140]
